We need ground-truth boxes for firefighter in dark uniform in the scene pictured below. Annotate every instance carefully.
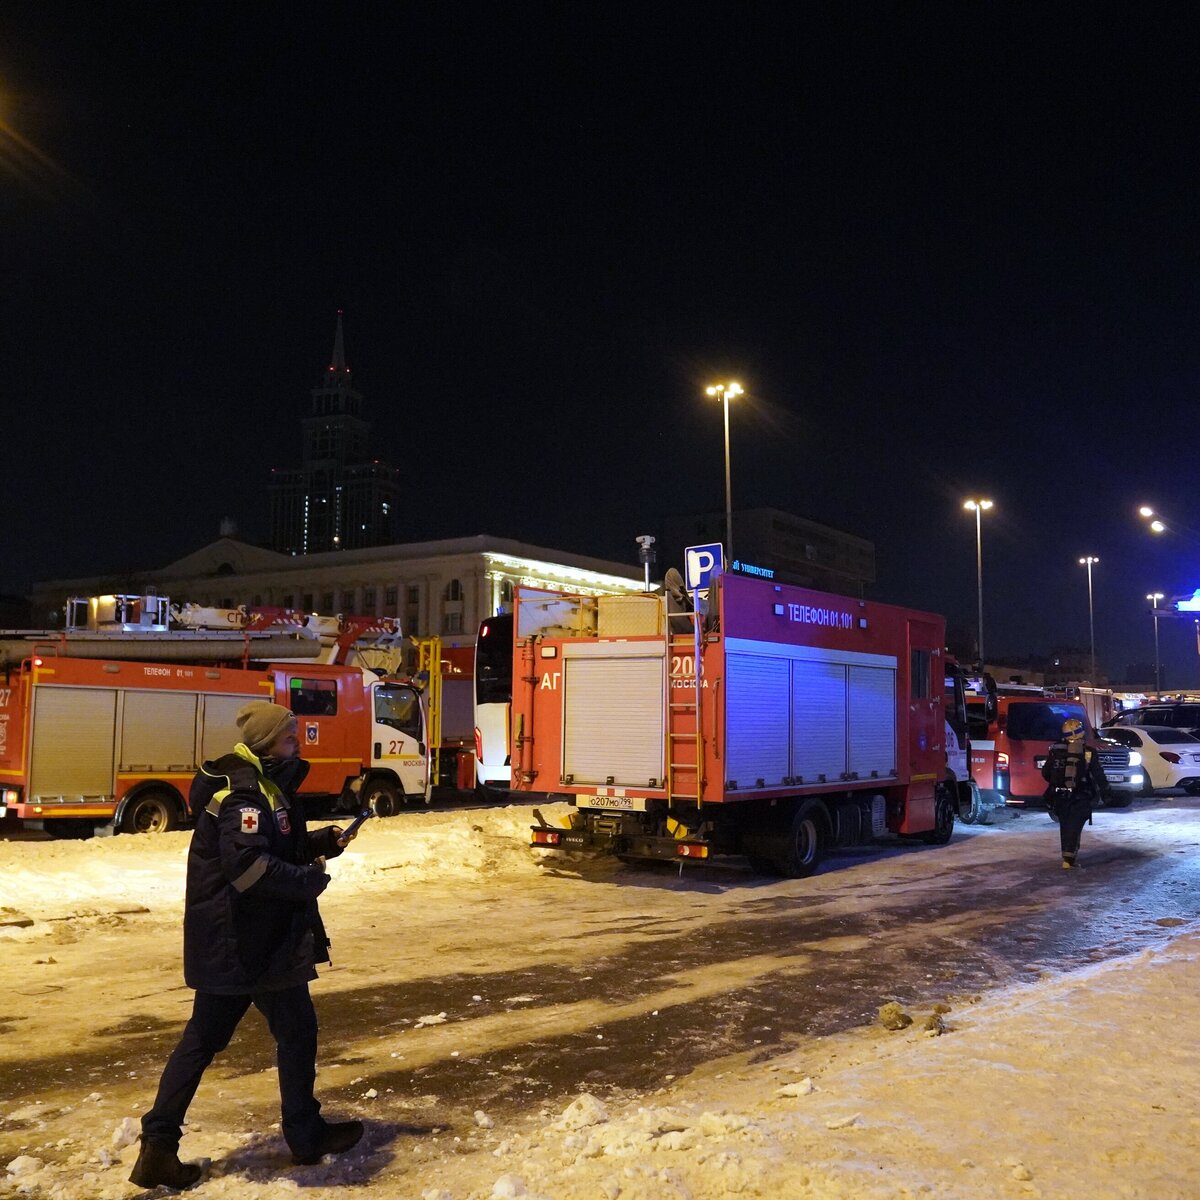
[1040,716,1106,870]
[130,702,363,1190]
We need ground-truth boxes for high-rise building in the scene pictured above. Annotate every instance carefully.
[269,313,400,554]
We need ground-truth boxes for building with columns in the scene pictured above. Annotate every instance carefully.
[30,534,647,642]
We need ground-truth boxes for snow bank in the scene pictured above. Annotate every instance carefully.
[0,802,575,922]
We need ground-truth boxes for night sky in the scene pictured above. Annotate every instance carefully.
[3,4,1200,683]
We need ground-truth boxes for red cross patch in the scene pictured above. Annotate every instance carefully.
[239,808,260,834]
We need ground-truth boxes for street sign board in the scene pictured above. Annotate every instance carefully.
[684,543,724,592]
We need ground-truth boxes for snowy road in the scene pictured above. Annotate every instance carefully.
[1,797,1198,1198]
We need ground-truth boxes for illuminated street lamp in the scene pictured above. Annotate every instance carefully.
[963,498,994,665]
[1147,592,1165,699]
[705,381,744,561]
[1138,505,1192,539]
[1079,556,1099,682]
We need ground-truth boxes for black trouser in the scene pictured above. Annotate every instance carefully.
[141,983,323,1156]
[1057,792,1092,860]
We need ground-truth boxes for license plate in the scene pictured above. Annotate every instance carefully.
[579,793,648,812]
[1035,757,1047,769]
[1104,771,1124,782]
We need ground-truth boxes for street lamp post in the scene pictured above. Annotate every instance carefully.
[963,498,993,666]
[1147,592,1164,699]
[705,381,743,562]
[1079,556,1099,682]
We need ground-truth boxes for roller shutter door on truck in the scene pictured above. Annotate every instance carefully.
[848,665,896,778]
[29,687,117,800]
[725,639,898,787]
[120,691,198,771]
[562,643,665,787]
[792,659,848,782]
[726,653,790,786]
[200,694,251,761]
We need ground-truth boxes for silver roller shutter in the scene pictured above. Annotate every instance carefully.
[30,687,117,799]
[563,655,664,786]
[201,694,251,761]
[848,665,896,778]
[725,653,790,786]
[792,659,848,781]
[120,691,198,771]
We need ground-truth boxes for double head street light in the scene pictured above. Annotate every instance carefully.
[1079,556,1099,682]
[706,381,743,562]
[1147,592,1165,699]
[1138,505,1200,544]
[963,498,993,666]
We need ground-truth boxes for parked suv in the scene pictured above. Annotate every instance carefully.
[1104,703,1200,738]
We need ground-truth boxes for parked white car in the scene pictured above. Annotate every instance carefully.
[1100,725,1200,794]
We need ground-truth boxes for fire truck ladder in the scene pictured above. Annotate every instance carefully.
[414,636,445,787]
[666,612,704,807]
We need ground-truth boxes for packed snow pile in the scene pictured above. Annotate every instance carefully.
[0,802,575,922]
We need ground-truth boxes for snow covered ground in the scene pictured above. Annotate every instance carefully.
[1,800,1197,1199]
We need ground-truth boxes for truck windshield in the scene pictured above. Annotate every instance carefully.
[375,685,422,739]
[1006,701,1087,742]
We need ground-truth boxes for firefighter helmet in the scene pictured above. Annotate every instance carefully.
[1061,717,1085,740]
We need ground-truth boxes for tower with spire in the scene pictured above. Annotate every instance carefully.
[269,313,400,555]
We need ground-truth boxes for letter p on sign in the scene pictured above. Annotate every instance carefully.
[685,543,724,591]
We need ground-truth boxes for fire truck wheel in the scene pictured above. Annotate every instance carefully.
[779,801,825,878]
[957,788,983,825]
[363,779,401,818]
[121,790,182,835]
[921,787,956,845]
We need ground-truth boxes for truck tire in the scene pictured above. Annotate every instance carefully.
[362,778,401,818]
[778,800,825,878]
[957,786,984,825]
[121,789,182,834]
[921,785,956,845]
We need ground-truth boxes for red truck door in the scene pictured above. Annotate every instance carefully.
[280,671,350,795]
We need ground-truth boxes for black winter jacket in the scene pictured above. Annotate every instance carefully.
[182,744,345,994]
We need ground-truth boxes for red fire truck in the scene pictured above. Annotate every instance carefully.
[966,683,1140,809]
[520,573,958,876]
[0,600,431,835]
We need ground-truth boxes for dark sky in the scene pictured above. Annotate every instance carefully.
[3,3,1200,683]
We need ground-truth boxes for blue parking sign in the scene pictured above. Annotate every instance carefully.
[684,543,724,592]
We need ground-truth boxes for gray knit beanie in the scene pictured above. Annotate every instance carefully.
[236,701,296,755]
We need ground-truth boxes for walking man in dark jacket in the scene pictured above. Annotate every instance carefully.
[1040,716,1105,870]
[130,701,363,1189]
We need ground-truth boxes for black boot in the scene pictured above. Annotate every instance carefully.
[128,1137,203,1189]
[291,1119,364,1165]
